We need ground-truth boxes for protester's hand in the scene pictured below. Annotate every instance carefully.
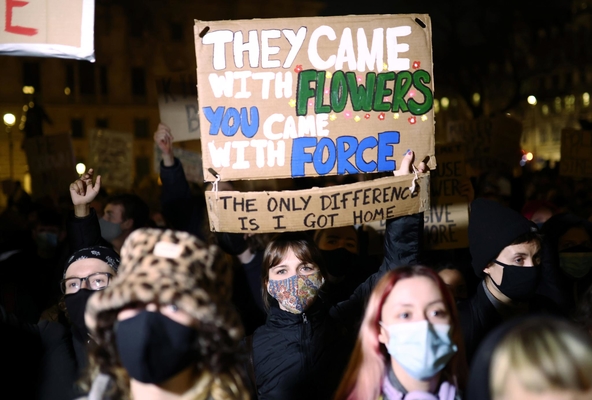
[393,150,427,176]
[154,123,175,167]
[70,168,101,217]
[459,178,475,204]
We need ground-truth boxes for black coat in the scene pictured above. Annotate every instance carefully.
[251,213,423,400]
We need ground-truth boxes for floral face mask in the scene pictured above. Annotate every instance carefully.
[267,271,324,314]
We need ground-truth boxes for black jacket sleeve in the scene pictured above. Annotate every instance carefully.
[160,158,207,240]
[67,208,111,252]
[329,212,423,329]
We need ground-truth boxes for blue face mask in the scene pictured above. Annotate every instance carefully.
[381,320,457,381]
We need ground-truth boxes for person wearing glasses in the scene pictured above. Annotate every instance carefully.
[0,245,120,400]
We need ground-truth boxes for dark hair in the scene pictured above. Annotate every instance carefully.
[511,231,541,247]
[106,194,150,230]
[261,232,326,311]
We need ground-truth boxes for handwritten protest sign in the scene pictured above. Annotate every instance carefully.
[156,72,200,142]
[205,173,429,233]
[89,129,133,190]
[560,128,592,178]
[24,133,77,199]
[423,143,469,250]
[447,116,521,175]
[194,14,435,182]
[153,143,204,184]
[0,0,95,61]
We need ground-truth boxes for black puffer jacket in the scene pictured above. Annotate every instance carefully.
[251,213,423,400]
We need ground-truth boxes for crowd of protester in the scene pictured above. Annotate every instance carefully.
[1,122,592,399]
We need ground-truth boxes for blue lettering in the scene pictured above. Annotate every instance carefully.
[336,136,358,174]
[240,107,259,138]
[291,137,317,177]
[203,106,225,135]
[377,131,400,172]
[313,137,336,175]
[221,107,240,137]
[356,137,378,173]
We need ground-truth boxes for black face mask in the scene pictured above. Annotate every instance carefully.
[215,232,248,256]
[320,248,358,278]
[491,260,540,302]
[115,310,198,384]
[64,289,95,340]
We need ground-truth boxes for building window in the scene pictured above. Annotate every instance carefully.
[71,118,84,138]
[135,156,150,180]
[170,22,184,42]
[99,66,109,96]
[131,67,146,97]
[79,62,96,95]
[96,118,109,129]
[22,62,41,92]
[134,118,150,138]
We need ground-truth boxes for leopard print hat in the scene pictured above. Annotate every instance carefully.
[85,228,243,340]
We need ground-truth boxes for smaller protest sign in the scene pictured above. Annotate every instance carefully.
[0,0,95,61]
[89,129,133,190]
[153,143,204,184]
[156,72,200,142]
[24,133,77,199]
[447,116,522,175]
[423,143,469,250]
[205,173,429,233]
[560,128,592,178]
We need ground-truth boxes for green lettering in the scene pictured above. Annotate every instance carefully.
[391,71,412,113]
[315,71,331,114]
[408,70,433,115]
[373,71,395,112]
[346,72,375,112]
[330,71,347,113]
[296,70,317,116]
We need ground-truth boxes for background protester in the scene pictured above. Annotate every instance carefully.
[334,266,467,400]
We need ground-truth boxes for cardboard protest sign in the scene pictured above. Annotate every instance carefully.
[560,128,592,178]
[0,0,95,61]
[153,143,204,184]
[423,143,469,250]
[23,133,77,199]
[447,116,522,175]
[194,14,435,182]
[205,173,429,233]
[89,129,133,190]
[156,73,200,142]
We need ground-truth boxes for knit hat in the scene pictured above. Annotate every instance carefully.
[64,246,120,277]
[85,228,242,341]
[469,198,537,277]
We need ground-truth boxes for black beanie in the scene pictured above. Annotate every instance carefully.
[64,246,120,277]
[469,198,537,277]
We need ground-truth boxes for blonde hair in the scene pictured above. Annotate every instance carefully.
[491,317,592,399]
[333,266,467,400]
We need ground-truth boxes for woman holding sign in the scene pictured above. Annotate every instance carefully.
[249,151,426,400]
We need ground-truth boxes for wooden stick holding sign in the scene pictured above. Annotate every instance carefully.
[205,173,429,233]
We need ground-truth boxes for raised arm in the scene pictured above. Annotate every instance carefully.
[67,169,111,251]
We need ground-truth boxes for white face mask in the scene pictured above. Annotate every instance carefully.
[380,320,457,381]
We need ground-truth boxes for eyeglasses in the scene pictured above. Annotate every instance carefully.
[60,272,113,294]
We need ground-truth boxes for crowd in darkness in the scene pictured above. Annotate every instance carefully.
[1,123,592,399]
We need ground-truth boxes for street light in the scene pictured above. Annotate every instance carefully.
[3,113,16,180]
